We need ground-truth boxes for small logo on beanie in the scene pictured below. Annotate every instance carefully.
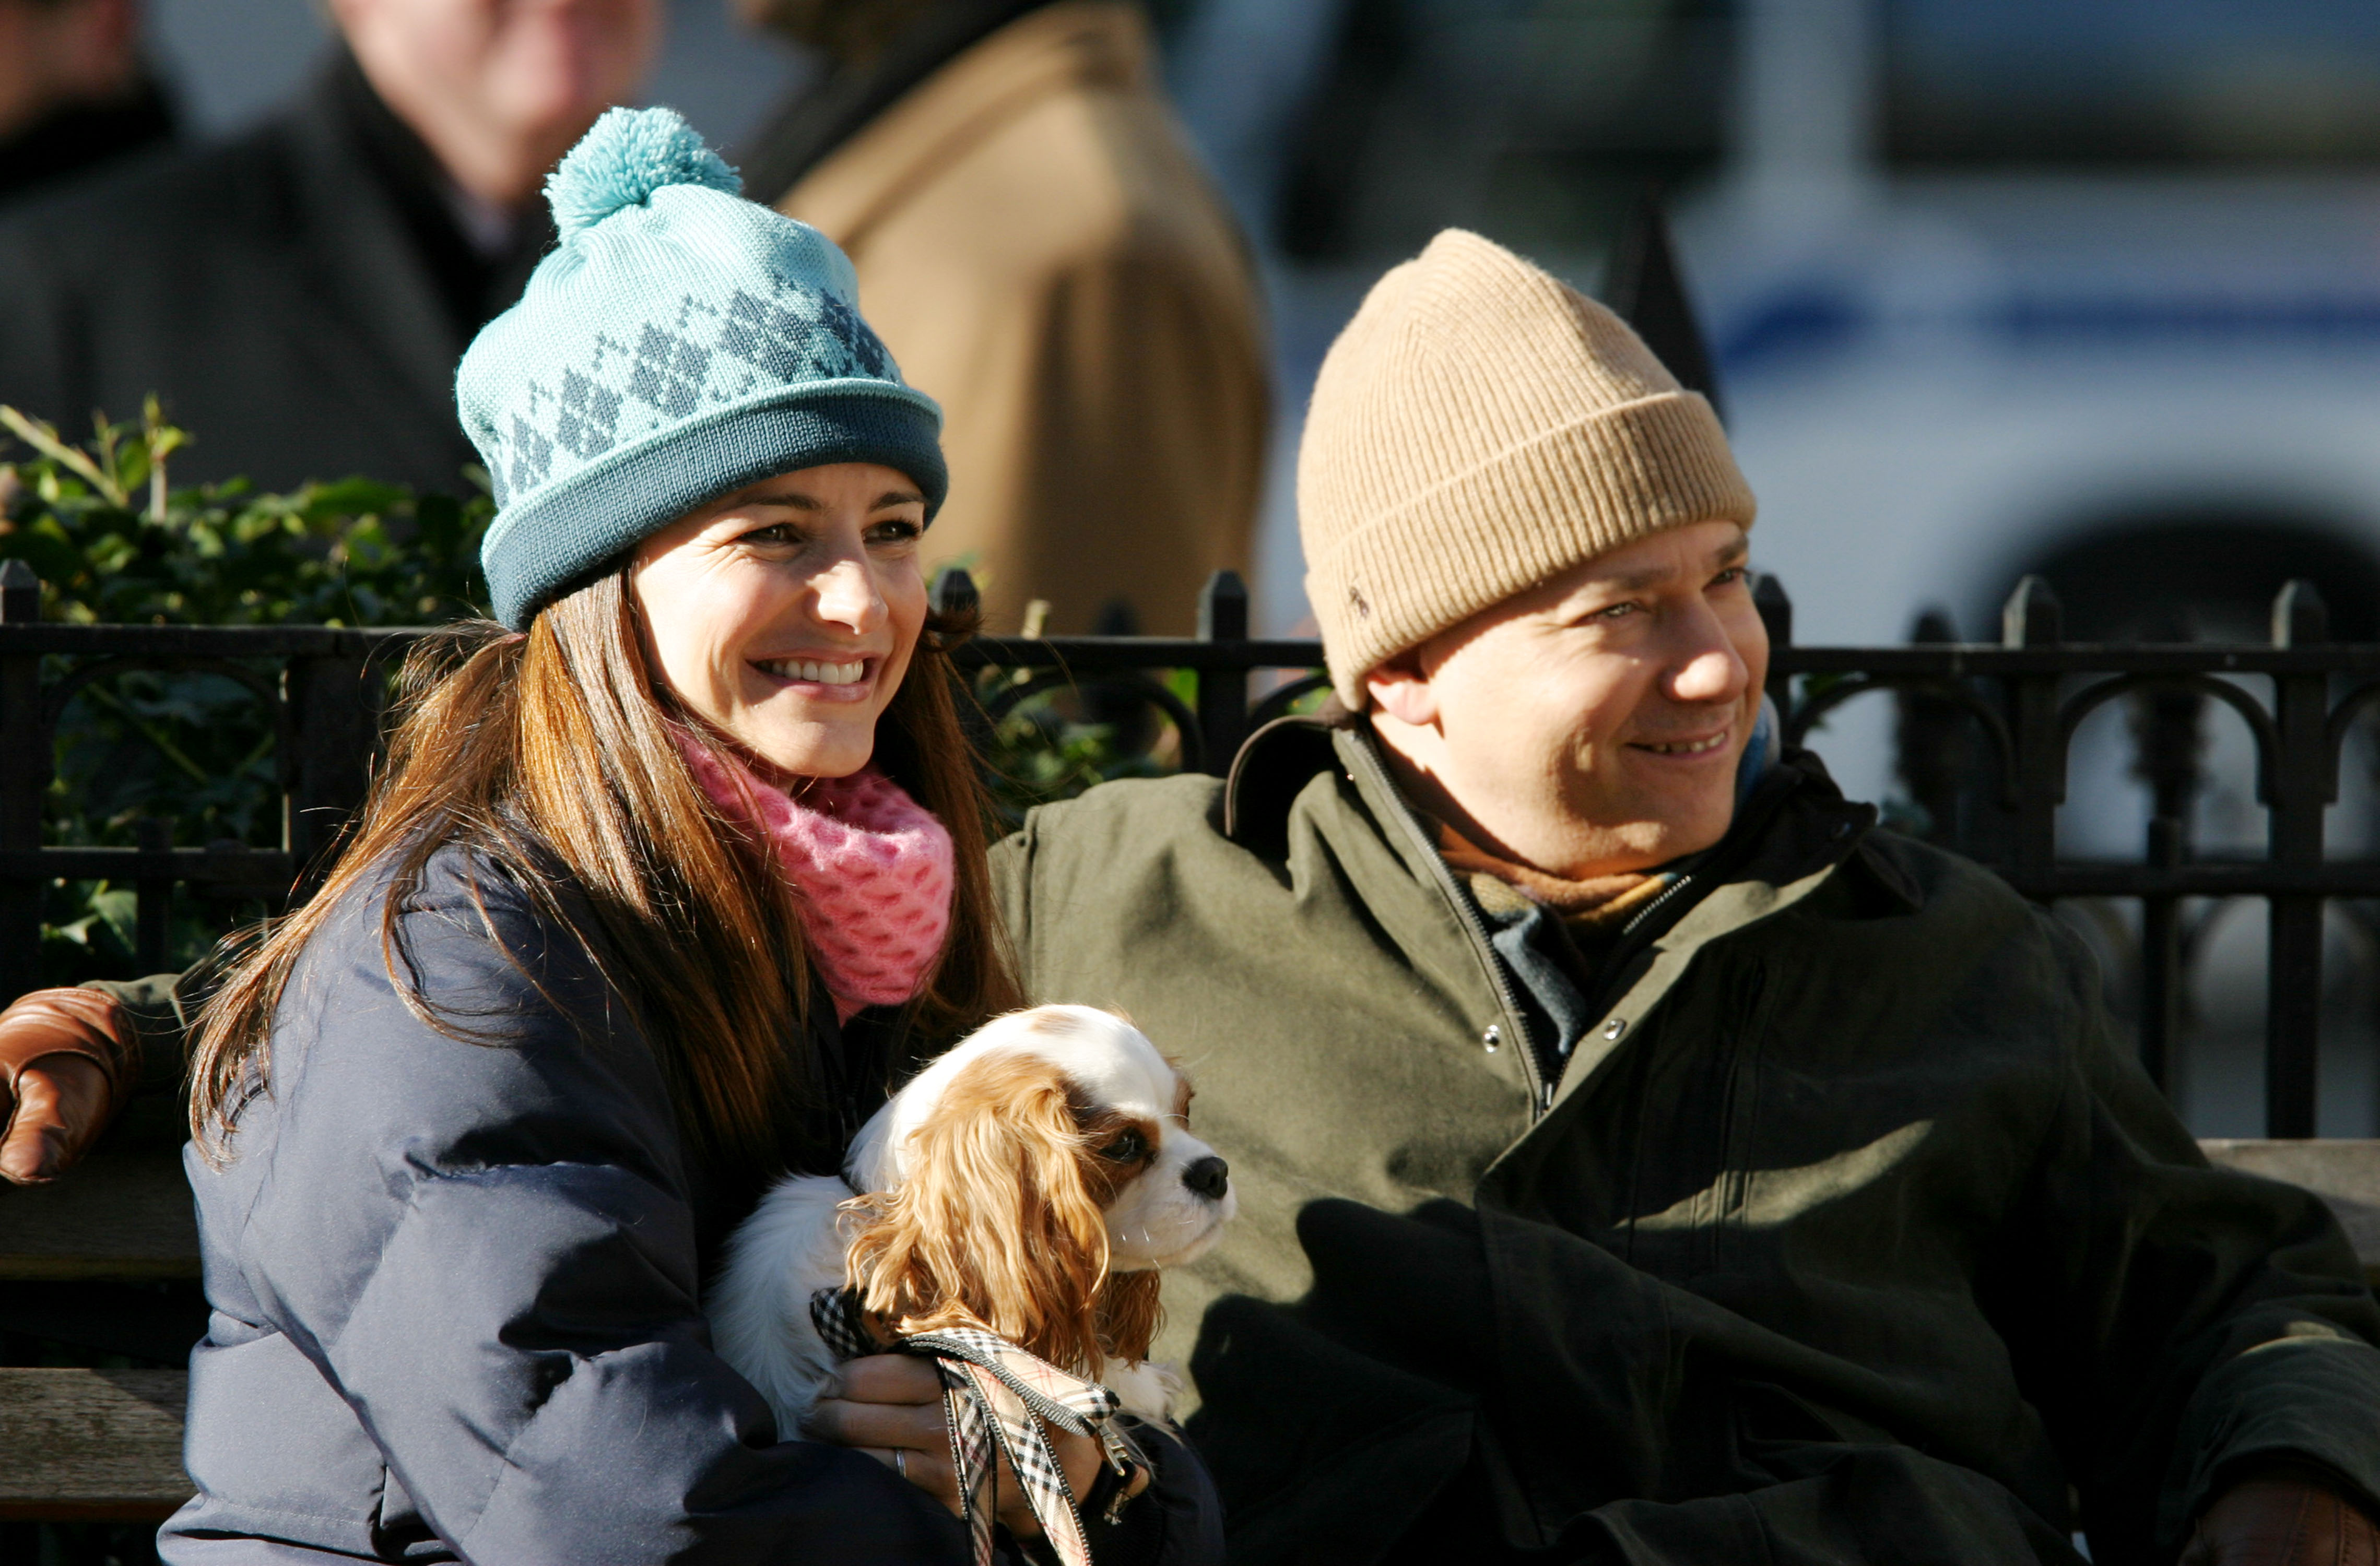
[1348,583,1371,619]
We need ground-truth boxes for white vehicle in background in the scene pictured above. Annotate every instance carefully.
[1679,0,2380,1133]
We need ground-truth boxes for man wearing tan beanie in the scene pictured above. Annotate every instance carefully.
[9,231,2379,1565]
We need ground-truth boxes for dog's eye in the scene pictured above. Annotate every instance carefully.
[1100,1129,1148,1162]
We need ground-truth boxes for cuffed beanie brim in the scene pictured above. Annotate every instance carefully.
[480,385,945,628]
[1299,229,1756,705]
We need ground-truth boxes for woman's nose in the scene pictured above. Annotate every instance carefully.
[811,555,885,632]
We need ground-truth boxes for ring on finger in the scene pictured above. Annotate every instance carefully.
[896,1450,908,1481]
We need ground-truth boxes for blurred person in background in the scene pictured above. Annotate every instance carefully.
[0,0,171,204]
[735,0,1268,636]
[0,0,659,497]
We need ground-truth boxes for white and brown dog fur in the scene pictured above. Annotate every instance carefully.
[709,1004,1236,1432]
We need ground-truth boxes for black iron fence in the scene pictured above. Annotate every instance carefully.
[6,555,2379,1136]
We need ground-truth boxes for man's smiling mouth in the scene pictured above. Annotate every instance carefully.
[1634,730,1729,756]
[753,658,866,685]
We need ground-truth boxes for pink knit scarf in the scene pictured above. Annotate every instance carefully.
[675,733,955,1023]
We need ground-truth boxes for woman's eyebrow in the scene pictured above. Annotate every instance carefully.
[873,489,926,511]
[736,490,825,512]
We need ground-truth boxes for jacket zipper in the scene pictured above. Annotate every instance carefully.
[1343,736,1552,1118]
[1621,872,1696,940]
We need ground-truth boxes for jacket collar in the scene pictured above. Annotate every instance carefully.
[774,1,1153,246]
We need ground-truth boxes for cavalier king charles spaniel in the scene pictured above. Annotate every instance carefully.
[709,1004,1236,1431]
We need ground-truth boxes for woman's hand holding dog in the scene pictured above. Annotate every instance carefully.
[806,1355,1120,1538]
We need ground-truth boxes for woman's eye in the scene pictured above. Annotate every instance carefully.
[867,518,923,546]
[740,522,804,548]
[1101,1131,1147,1162]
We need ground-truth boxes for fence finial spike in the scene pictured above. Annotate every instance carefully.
[2002,576,2063,648]
[1752,572,1792,649]
[1198,570,1248,643]
[930,565,979,621]
[1909,604,1958,644]
[2272,579,2329,648]
[0,557,37,623]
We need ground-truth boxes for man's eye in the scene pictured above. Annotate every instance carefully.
[1711,566,1746,587]
[1101,1130,1148,1162]
[1594,601,1640,621]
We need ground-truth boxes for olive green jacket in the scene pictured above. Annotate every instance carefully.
[987,714,2380,1565]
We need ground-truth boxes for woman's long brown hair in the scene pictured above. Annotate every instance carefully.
[187,566,1021,1181]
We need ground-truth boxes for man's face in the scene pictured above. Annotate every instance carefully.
[1366,521,1768,880]
[333,0,660,204]
[0,0,139,142]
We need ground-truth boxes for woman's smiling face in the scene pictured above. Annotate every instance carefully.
[631,462,928,779]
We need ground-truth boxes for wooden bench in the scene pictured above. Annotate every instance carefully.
[0,1369,190,1522]
[5,1140,2380,1523]
[0,1149,198,1522]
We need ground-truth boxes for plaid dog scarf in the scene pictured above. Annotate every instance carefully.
[810,1287,1145,1565]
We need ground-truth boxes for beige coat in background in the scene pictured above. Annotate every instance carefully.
[780,1,1268,636]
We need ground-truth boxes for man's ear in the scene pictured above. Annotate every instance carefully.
[1364,650,1440,729]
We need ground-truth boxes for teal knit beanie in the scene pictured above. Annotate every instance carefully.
[459,107,947,629]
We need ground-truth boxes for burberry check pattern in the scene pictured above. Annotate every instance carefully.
[811,1287,1140,1566]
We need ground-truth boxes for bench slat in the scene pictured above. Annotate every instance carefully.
[0,1150,198,1280]
[2201,1139,2380,1286]
[0,1368,189,1521]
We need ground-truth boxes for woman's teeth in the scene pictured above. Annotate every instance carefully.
[759,659,865,685]
[1640,732,1728,755]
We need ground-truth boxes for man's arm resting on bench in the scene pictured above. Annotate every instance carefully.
[0,967,203,1183]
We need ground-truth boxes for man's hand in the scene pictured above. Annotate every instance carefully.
[2181,1474,2380,1565]
[0,988,135,1184]
[804,1353,1107,1538]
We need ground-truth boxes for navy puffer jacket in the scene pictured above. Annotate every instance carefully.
[160,843,1220,1564]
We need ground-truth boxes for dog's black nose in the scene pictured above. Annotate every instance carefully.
[1182,1155,1230,1201]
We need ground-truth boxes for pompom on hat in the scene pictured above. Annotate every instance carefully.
[459,108,947,629]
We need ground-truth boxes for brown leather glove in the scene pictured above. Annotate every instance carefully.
[0,987,138,1184]
[2181,1475,2380,1566]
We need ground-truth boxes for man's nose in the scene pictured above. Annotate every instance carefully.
[1181,1155,1230,1201]
[1671,646,1747,704]
[1666,608,1749,705]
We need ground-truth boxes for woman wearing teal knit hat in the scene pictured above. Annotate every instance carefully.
[159,109,1219,1564]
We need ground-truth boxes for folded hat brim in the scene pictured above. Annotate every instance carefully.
[481,382,948,628]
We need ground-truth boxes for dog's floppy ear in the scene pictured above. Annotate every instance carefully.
[846,1050,1112,1373]
[1096,1268,1163,1364]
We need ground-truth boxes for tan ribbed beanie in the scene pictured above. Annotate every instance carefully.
[1299,229,1755,704]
